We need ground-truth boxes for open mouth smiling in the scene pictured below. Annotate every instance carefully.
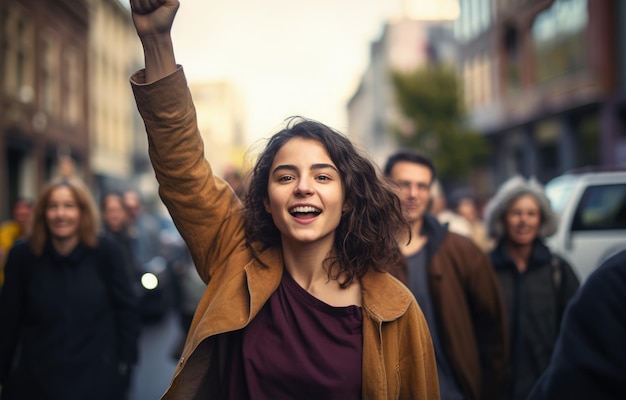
[289,205,322,217]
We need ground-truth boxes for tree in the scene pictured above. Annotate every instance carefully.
[390,65,489,184]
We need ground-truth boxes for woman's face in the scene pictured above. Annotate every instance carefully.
[46,186,81,242]
[103,195,127,233]
[264,137,345,250]
[504,194,541,246]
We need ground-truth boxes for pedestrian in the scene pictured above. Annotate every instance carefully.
[128,1,439,398]
[449,189,493,252]
[384,150,508,400]
[102,191,137,279]
[429,180,473,237]
[0,176,140,400]
[483,175,580,400]
[528,250,626,400]
[0,198,33,287]
[123,189,162,266]
[100,190,142,396]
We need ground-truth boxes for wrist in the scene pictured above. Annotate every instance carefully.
[140,34,177,83]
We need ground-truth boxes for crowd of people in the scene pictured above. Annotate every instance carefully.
[0,0,623,398]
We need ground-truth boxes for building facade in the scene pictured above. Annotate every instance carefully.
[189,81,248,179]
[0,0,145,220]
[88,0,144,198]
[347,18,456,167]
[457,0,625,188]
[0,0,90,218]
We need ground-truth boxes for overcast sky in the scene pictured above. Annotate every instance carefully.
[169,0,458,143]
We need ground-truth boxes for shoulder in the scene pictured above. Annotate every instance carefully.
[7,239,33,258]
[97,233,116,249]
[361,270,416,321]
[440,231,488,260]
[96,234,123,256]
[581,251,626,300]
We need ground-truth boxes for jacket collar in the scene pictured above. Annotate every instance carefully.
[491,238,552,272]
[244,244,284,321]
[245,243,412,323]
[361,270,413,322]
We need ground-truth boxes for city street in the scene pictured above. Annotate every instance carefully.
[129,311,184,400]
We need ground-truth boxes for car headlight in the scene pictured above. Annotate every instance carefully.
[141,272,159,290]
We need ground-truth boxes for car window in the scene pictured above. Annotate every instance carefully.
[545,176,577,214]
[572,183,626,231]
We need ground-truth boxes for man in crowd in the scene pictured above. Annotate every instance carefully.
[384,150,508,400]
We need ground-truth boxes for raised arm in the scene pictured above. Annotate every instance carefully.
[130,0,179,83]
[128,0,245,284]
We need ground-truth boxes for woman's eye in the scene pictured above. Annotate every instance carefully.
[317,175,330,181]
[278,175,293,182]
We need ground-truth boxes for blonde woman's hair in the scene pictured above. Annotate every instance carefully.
[30,176,100,255]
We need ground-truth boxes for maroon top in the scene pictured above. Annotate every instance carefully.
[224,269,363,399]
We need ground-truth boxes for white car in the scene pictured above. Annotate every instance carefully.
[545,169,626,283]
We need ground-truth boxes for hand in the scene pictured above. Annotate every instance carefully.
[130,0,180,39]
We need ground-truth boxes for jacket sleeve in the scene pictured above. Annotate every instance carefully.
[99,236,140,365]
[0,243,29,382]
[455,236,508,400]
[130,67,245,284]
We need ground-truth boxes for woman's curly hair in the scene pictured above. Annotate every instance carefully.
[244,116,408,287]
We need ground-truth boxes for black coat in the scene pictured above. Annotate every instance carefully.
[0,236,140,400]
[489,239,579,400]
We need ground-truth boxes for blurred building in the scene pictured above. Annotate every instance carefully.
[189,81,247,178]
[89,0,143,198]
[0,0,145,220]
[347,17,457,167]
[0,0,90,218]
[456,0,625,187]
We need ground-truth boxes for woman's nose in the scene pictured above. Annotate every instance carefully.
[294,178,313,195]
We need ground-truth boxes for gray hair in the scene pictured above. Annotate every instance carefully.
[483,175,558,239]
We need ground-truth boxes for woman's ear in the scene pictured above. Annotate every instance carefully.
[264,198,272,214]
[342,201,351,214]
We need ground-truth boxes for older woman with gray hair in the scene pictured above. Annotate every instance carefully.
[483,175,579,400]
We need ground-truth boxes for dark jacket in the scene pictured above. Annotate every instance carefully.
[131,67,440,399]
[389,214,508,400]
[489,239,579,400]
[0,236,140,400]
[529,250,626,399]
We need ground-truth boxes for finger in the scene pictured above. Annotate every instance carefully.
[130,0,162,14]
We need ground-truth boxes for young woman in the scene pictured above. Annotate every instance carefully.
[0,177,140,400]
[483,176,579,400]
[129,1,439,398]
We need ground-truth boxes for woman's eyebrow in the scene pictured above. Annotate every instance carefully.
[272,163,338,174]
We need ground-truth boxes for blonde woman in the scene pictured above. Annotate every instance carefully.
[0,177,140,400]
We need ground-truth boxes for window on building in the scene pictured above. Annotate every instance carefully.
[532,0,588,82]
[2,6,34,101]
[504,24,521,91]
[41,33,60,118]
[576,113,600,167]
[536,119,559,173]
[63,47,82,127]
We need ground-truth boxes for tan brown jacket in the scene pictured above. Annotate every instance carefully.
[389,215,508,400]
[131,68,440,399]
